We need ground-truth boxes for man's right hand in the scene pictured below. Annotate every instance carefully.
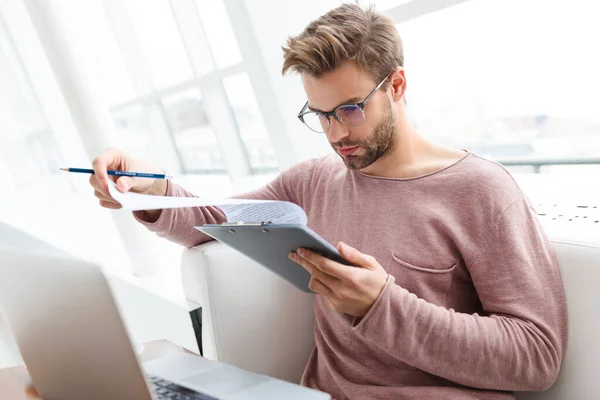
[89,147,167,221]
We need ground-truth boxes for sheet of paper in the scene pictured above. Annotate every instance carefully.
[219,202,307,225]
[107,181,307,225]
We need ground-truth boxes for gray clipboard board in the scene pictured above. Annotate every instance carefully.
[195,223,353,293]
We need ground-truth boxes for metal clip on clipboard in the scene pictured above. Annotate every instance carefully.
[220,221,272,233]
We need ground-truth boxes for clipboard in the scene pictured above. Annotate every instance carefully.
[195,222,353,293]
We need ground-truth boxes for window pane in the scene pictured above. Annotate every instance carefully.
[161,89,226,172]
[397,0,600,163]
[112,104,170,167]
[0,20,46,135]
[28,130,64,175]
[93,4,137,105]
[123,0,194,89]
[2,139,43,186]
[0,21,62,185]
[194,0,242,68]
[222,73,277,172]
[359,0,412,10]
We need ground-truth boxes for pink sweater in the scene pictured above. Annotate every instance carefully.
[135,152,567,400]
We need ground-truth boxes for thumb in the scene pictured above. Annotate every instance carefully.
[337,242,376,269]
[91,158,110,188]
[116,177,134,193]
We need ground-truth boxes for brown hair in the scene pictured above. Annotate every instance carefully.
[282,3,403,85]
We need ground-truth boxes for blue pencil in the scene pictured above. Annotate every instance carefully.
[60,167,171,179]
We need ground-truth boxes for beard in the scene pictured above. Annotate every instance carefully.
[331,99,397,170]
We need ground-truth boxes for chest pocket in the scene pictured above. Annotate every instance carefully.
[388,252,458,306]
[391,254,457,274]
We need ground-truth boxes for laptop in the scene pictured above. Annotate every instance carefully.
[0,249,330,400]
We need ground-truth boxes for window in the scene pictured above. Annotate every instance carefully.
[223,73,277,172]
[28,130,64,174]
[358,0,413,10]
[0,16,63,185]
[111,103,173,171]
[396,0,600,170]
[122,0,194,90]
[88,2,136,105]
[161,89,226,172]
[0,19,46,135]
[103,0,273,176]
[194,0,243,69]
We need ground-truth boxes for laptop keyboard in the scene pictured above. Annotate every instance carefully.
[147,375,219,400]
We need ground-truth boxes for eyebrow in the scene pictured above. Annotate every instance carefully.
[307,96,362,113]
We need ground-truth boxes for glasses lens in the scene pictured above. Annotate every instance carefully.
[302,112,329,133]
[335,105,364,127]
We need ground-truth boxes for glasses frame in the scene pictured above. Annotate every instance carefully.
[297,74,390,133]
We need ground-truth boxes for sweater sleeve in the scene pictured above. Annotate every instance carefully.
[133,162,308,248]
[353,195,568,392]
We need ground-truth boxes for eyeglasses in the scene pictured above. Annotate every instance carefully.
[297,74,390,133]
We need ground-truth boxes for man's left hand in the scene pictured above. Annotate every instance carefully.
[289,242,388,317]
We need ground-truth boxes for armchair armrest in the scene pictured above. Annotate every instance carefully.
[181,241,315,384]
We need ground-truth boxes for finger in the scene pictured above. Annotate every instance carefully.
[91,155,109,185]
[297,248,350,280]
[94,190,119,204]
[289,252,340,289]
[89,174,110,198]
[99,200,122,209]
[291,253,342,292]
[116,176,135,193]
[308,276,335,298]
[92,147,123,192]
[337,242,378,270]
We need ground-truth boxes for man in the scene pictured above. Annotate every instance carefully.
[90,4,567,399]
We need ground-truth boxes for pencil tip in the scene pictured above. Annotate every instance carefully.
[59,167,68,171]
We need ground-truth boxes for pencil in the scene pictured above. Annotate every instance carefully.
[59,168,171,179]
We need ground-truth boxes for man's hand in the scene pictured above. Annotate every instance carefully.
[89,147,167,222]
[289,242,388,317]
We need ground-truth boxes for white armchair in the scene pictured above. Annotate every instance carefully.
[181,241,316,384]
[181,214,600,399]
